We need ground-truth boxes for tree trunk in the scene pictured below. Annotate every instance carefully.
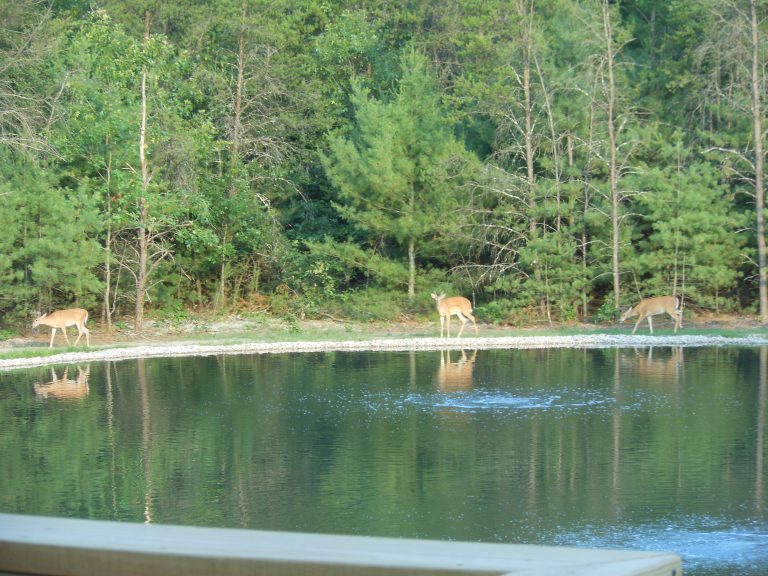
[408,239,415,304]
[522,1,536,235]
[518,0,544,317]
[103,139,113,333]
[750,0,768,322]
[216,9,247,310]
[135,10,151,330]
[603,0,622,315]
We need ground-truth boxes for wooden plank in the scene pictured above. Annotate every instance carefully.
[0,514,680,576]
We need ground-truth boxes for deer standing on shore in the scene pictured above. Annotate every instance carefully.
[431,293,478,338]
[32,308,91,348]
[620,296,682,335]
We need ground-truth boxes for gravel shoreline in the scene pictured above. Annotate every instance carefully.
[2,333,768,371]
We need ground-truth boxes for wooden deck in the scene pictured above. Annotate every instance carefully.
[0,513,680,576]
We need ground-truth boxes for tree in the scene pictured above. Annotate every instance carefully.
[627,135,744,312]
[128,8,210,327]
[0,0,59,155]
[0,157,102,322]
[207,0,296,310]
[53,9,144,330]
[749,0,767,321]
[694,0,768,319]
[322,49,478,302]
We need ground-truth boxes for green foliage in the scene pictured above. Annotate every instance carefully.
[476,299,516,325]
[329,287,409,322]
[597,299,620,323]
[625,134,745,312]
[0,159,102,325]
[1,0,767,328]
[321,48,480,298]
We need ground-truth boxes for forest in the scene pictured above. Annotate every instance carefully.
[2,0,767,332]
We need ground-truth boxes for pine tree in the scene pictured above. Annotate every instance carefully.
[322,49,478,302]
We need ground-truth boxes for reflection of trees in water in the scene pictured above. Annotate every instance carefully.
[758,348,766,513]
[105,361,118,519]
[6,348,765,552]
[612,347,683,515]
[138,358,153,525]
[613,348,621,513]
[34,366,90,400]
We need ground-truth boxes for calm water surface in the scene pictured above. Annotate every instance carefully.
[1,346,767,575]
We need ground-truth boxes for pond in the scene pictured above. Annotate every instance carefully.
[1,345,767,575]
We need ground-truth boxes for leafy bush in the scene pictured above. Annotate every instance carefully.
[326,288,408,321]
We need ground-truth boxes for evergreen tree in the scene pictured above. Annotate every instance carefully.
[322,49,479,302]
[0,158,102,323]
[627,139,744,312]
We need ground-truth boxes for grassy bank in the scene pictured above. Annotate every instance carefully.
[3,310,768,362]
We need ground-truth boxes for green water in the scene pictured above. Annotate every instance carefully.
[1,346,766,574]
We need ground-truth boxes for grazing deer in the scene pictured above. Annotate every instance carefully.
[32,308,90,348]
[620,295,682,335]
[431,293,478,338]
[34,366,90,400]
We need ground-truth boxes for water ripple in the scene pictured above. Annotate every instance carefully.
[552,517,768,575]
[397,389,612,413]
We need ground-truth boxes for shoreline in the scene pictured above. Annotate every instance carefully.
[2,333,768,371]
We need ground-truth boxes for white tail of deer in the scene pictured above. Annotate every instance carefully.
[431,293,478,338]
[32,308,90,348]
[620,296,682,335]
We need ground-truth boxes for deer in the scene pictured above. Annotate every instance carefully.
[430,293,478,338]
[619,295,682,335]
[32,308,91,348]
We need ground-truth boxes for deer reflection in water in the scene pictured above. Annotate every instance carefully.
[34,366,90,400]
[622,347,684,386]
[435,349,478,392]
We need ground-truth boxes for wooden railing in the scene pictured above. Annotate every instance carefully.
[0,513,680,576]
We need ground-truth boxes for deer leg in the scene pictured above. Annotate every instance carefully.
[456,314,467,338]
[48,328,57,348]
[632,317,642,334]
[439,315,445,338]
[446,315,451,338]
[74,323,90,347]
[647,316,654,335]
[61,327,72,346]
[466,311,478,335]
[670,310,681,332]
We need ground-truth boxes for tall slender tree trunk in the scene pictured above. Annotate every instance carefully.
[135,10,151,330]
[602,0,622,315]
[582,101,596,320]
[518,0,545,318]
[216,6,247,310]
[103,139,113,333]
[522,1,536,235]
[750,0,768,322]
[408,239,416,303]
